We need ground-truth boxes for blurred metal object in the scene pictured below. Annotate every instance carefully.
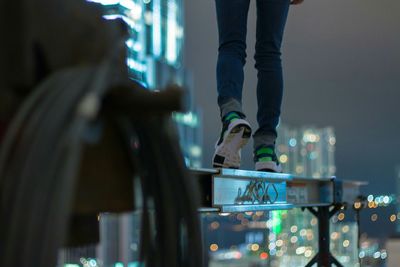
[0,0,203,267]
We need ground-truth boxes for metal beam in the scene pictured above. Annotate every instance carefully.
[192,168,365,212]
[191,168,366,267]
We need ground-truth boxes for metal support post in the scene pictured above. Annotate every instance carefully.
[305,205,344,267]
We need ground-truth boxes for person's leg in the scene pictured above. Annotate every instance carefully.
[253,0,290,171]
[215,0,250,118]
[213,0,252,168]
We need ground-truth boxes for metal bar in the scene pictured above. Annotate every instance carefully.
[294,203,332,208]
[331,255,344,267]
[317,206,331,267]
[218,203,293,213]
[197,208,220,213]
[329,204,343,218]
[305,253,318,267]
[218,168,293,181]
[307,207,318,217]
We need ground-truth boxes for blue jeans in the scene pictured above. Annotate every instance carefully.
[215,0,290,148]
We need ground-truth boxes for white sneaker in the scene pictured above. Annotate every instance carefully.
[212,113,252,169]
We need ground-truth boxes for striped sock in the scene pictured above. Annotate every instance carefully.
[224,112,241,123]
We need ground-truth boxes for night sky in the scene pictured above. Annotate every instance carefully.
[184,0,400,238]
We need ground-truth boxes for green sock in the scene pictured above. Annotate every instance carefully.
[224,112,241,123]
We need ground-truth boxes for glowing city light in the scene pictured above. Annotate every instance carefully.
[300,229,307,236]
[103,14,135,28]
[259,252,269,260]
[152,0,162,57]
[310,218,317,226]
[329,136,336,145]
[210,221,220,230]
[296,246,306,255]
[296,166,304,174]
[279,154,288,163]
[269,233,276,241]
[306,232,314,241]
[256,211,264,216]
[144,10,153,25]
[373,251,381,259]
[367,194,374,202]
[119,0,136,10]
[289,138,297,147]
[232,251,242,259]
[127,58,147,72]
[383,195,390,204]
[210,244,218,252]
[303,132,318,143]
[304,249,313,258]
[331,232,339,240]
[173,112,199,127]
[166,1,178,63]
[381,250,388,259]
[190,145,202,157]
[87,0,120,5]
[251,244,260,251]
[268,243,276,250]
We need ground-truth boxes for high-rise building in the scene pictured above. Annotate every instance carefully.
[276,125,336,178]
[92,0,184,85]
[90,0,202,168]
[270,125,360,266]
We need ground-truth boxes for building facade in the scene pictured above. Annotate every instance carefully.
[94,0,202,167]
[276,125,336,178]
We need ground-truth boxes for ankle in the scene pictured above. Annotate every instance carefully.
[222,111,243,123]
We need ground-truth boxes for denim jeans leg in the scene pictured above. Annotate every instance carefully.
[253,0,290,149]
[215,0,250,119]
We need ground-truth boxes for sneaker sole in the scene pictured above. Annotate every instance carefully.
[255,161,283,173]
[212,121,252,169]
